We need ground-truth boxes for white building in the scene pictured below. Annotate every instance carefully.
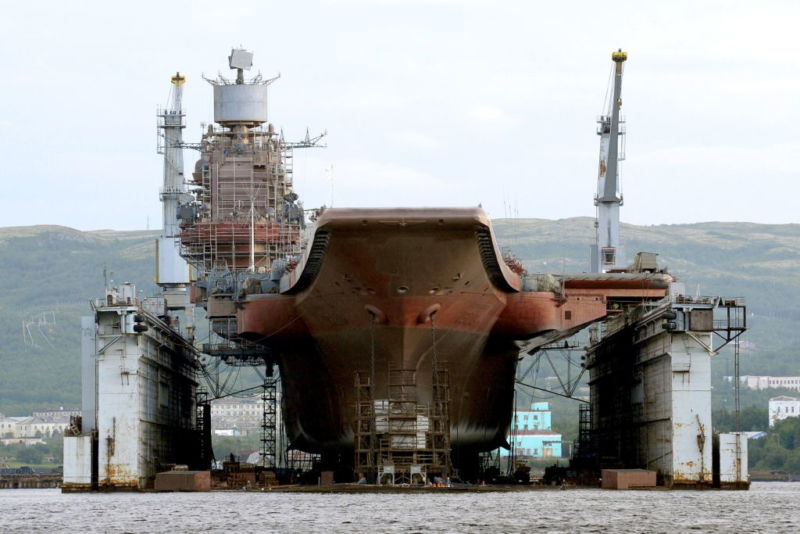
[17,414,71,437]
[768,396,800,427]
[729,376,800,392]
[0,414,21,438]
[0,411,76,438]
[211,395,264,420]
[32,409,81,419]
[210,393,283,437]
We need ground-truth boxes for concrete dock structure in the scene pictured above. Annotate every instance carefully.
[63,283,201,491]
[584,295,748,488]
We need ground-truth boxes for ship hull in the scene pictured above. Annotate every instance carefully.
[236,207,668,468]
[277,327,520,454]
[240,208,525,460]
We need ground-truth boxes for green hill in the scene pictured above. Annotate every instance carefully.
[0,219,798,416]
[0,226,159,415]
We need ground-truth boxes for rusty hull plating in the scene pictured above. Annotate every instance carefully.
[233,207,671,455]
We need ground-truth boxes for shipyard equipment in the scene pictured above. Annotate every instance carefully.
[156,72,195,324]
[591,49,627,273]
[535,51,750,488]
[177,49,323,473]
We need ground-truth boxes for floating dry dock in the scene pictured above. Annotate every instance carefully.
[63,284,202,491]
[579,295,748,488]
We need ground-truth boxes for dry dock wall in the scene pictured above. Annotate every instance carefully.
[63,285,200,491]
[587,307,715,486]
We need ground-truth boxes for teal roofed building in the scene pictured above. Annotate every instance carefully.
[500,402,563,458]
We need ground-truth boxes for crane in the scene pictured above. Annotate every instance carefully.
[155,72,194,338]
[591,49,627,273]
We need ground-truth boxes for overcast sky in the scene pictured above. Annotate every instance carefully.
[2,0,799,230]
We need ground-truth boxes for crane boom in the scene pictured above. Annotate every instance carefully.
[591,49,627,273]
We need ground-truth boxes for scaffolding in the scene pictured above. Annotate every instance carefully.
[353,372,376,480]
[571,403,597,473]
[202,317,271,365]
[354,368,451,485]
[178,122,325,284]
[260,368,278,469]
[286,449,320,473]
[195,389,213,470]
[430,367,452,477]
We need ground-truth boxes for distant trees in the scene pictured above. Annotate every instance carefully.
[0,434,63,467]
[712,406,800,475]
[211,433,262,462]
[16,446,44,465]
[750,417,800,474]
[713,405,768,432]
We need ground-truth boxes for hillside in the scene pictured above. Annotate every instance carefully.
[0,226,159,415]
[0,220,798,415]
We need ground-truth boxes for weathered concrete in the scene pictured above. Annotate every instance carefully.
[63,284,201,491]
[586,298,745,488]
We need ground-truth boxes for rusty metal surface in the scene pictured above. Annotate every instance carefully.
[718,433,748,485]
[557,273,673,288]
[240,211,671,457]
[284,207,521,293]
[669,334,713,486]
[587,305,716,487]
[62,435,92,486]
[0,474,62,489]
[154,471,211,492]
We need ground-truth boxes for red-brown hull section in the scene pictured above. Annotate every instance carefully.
[236,208,669,456]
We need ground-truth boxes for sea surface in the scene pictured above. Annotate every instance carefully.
[1,482,798,533]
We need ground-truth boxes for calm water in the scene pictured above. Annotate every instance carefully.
[1,483,798,533]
